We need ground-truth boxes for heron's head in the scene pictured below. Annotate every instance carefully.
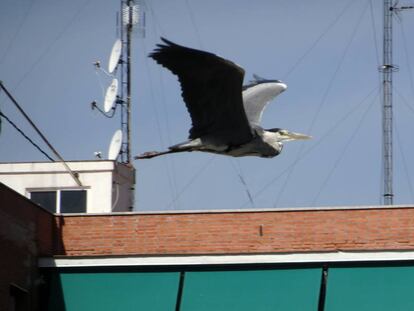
[266,128,312,142]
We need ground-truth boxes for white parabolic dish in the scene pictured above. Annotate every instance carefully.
[108,129,123,160]
[104,78,118,113]
[108,39,122,73]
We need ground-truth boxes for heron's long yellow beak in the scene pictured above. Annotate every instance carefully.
[282,131,312,142]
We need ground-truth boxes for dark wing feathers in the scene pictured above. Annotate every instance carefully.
[149,37,253,145]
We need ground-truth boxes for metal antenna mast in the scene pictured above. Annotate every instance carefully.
[119,0,137,163]
[380,1,413,205]
[381,0,395,205]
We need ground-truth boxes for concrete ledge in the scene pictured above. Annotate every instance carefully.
[39,250,414,267]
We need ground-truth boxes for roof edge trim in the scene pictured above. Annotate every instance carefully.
[39,250,414,268]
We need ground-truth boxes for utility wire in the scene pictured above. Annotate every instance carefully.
[369,0,381,66]
[240,85,379,208]
[395,126,414,202]
[166,156,215,209]
[283,0,358,79]
[9,0,93,92]
[0,111,54,161]
[145,2,204,207]
[394,89,414,202]
[146,1,165,35]
[153,46,181,208]
[395,88,414,115]
[94,69,106,100]
[274,0,370,207]
[183,0,204,49]
[368,0,382,204]
[143,6,181,206]
[141,38,179,209]
[229,159,255,208]
[0,82,82,186]
[0,0,35,67]
[399,21,414,100]
[311,90,379,205]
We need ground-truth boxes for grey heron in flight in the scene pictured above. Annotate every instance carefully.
[135,38,311,159]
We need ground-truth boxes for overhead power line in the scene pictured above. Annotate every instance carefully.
[0,110,54,161]
[274,1,370,207]
[239,85,380,208]
[0,81,82,187]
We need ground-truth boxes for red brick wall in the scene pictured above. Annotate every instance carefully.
[56,207,414,256]
[0,183,55,311]
[2,179,414,308]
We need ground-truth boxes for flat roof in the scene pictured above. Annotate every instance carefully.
[56,203,414,216]
[0,160,121,174]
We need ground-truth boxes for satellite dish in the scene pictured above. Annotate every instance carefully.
[108,39,122,73]
[104,78,118,112]
[108,130,123,160]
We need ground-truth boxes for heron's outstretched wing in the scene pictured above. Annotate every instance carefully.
[149,38,253,145]
[242,75,287,126]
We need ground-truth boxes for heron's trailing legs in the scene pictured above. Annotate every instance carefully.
[135,149,185,159]
[135,139,202,159]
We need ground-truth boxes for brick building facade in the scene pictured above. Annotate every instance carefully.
[52,206,414,257]
[2,181,414,310]
[0,183,55,310]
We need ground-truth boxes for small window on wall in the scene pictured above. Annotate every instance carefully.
[60,190,87,213]
[30,191,56,213]
[29,189,87,213]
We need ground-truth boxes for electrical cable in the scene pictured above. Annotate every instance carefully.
[166,156,215,209]
[155,65,181,208]
[368,0,383,204]
[141,38,179,209]
[0,111,54,162]
[395,126,414,202]
[9,0,93,92]
[0,0,34,67]
[399,21,414,100]
[282,0,358,79]
[149,0,208,207]
[394,88,414,202]
[183,0,204,49]
[239,85,379,208]
[395,88,414,115]
[146,1,165,35]
[142,6,179,204]
[0,82,82,186]
[145,5,203,208]
[274,0,370,207]
[229,159,255,209]
[94,69,106,100]
[311,90,379,206]
[90,99,116,118]
[369,0,381,66]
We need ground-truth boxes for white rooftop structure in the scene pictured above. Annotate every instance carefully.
[0,160,135,213]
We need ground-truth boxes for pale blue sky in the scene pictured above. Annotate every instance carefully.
[1,0,414,211]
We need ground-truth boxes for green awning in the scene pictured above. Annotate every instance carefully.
[180,268,322,311]
[48,271,180,311]
[325,266,414,311]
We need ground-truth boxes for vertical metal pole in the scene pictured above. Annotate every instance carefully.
[126,0,133,164]
[119,0,132,164]
[120,0,127,164]
[382,0,394,205]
